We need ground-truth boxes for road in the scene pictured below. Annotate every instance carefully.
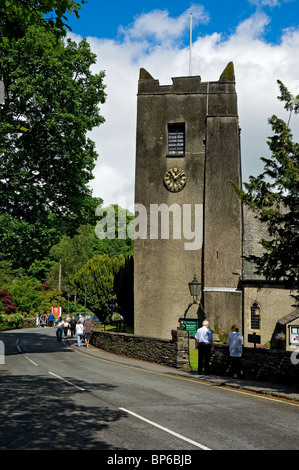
[0,328,298,455]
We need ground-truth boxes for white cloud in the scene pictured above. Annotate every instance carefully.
[71,8,299,209]
[248,0,281,7]
[119,5,209,44]
[235,11,271,39]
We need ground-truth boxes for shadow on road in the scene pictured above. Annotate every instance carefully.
[0,373,128,450]
[0,329,130,450]
[0,329,77,356]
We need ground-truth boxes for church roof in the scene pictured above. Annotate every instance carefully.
[278,310,299,325]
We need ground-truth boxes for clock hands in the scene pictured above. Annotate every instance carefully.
[169,168,184,181]
[164,167,186,192]
[174,169,184,181]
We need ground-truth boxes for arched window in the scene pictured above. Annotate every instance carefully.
[250,302,260,330]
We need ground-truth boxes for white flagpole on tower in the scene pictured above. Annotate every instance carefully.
[189,12,192,76]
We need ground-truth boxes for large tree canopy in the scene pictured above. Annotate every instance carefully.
[0,23,106,267]
[0,26,106,223]
[0,0,86,37]
[73,254,126,322]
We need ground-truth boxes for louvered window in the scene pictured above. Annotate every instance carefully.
[168,123,185,155]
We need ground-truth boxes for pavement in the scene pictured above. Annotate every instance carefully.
[64,337,299,404]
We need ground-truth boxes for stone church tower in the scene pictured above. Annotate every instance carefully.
[134,63,243,340]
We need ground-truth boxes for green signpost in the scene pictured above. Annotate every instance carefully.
[180,318,198,337]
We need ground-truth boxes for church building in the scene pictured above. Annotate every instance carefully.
[133,64,298,350]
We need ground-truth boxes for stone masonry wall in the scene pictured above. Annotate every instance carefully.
[91,330,299,388]
[210,344,299,387]
[91,329,189,369]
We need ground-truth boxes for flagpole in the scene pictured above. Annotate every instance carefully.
[189,12,192,76]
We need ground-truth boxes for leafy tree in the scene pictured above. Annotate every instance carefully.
[38,288,66,315]
[0,213,63,270]
[73,254,126,321]
[0,26,106,223]
[28,258,56,282]
[231,81,299,301]
[94,204,134,257]
[49,224,95,291]
[0,24,106,267]
[0,289,17,314]
[10,276,42,313]
[0,0,86,38]
[66,300,90,315]
[0,260,15,288]
[48,209,134,296]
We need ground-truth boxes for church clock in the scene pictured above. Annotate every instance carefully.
[163,167,186,192]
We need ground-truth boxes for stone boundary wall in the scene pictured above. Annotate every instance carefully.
[210,344,299,388]
[91,329,189,369]
[91,330,299,388]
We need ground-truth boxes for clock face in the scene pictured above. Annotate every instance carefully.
[163,167,186,192]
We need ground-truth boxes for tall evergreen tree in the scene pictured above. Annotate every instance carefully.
[231,81,299,302]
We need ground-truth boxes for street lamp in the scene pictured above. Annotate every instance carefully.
[188,274,201,304]
[183,274,202,319]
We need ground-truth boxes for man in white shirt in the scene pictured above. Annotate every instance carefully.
[195,320,214,375]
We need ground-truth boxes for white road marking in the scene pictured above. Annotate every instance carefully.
[119,407,211,450]
[25,356,38,366]
[48,371,86,391]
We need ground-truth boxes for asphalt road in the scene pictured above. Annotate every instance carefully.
[0,328,298,455]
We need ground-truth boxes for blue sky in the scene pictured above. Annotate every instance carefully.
[68,0,298,45]
[65,1,299,208]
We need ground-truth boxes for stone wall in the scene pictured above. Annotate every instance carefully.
[90,329,299,388]
[210,344,299,388]
[91,329,189,369]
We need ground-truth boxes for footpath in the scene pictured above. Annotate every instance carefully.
[64,338,299,404]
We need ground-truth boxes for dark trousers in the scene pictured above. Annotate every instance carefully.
[56,328,62,342]
[197,342,211,374]
[231,357,242,377]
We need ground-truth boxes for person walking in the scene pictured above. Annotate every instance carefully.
[56,317,64,342]
[76,320,84,347]
[69,316,76,338]
[83,317,93,347]
[63,318,69,338]
[48,312,54,327]
[227,324,243,378]
[195,320,214,375]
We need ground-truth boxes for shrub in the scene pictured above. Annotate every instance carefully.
[0,313,23,331]
[0,289,17,314]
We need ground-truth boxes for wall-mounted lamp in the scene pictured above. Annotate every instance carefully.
[188,274,202,304]
[183,274,203,319]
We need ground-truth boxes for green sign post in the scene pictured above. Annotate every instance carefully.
[180,318,198,337]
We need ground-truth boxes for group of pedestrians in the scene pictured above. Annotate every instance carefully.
[54,314,93,347]
[195,320,244,378]
[36,312,54,328]
[74,315,93,347]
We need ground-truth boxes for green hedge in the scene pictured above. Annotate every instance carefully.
[0,313,24,331]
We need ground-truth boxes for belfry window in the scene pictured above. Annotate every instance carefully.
[168,123,185,155]
[250,303,260,330]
